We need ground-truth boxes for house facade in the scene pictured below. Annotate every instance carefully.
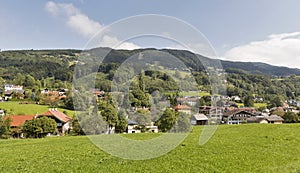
[174,104,192,115]
[127,120,158,133]
[176,97,198,106]
[37,109,72,135]
[4,84,25,100]
[223,110,257,124]
[127,120,141,133]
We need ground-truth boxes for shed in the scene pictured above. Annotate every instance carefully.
[191,113,208,125]
[266,115,284,124]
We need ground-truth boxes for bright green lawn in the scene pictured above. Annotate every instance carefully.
[180,91,210,97]
[0,124,300,172]
[165,91,210,97]
[0,101,75,116]
[238,103,267,109]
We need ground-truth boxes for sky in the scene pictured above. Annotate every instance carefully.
[1,0,300,68]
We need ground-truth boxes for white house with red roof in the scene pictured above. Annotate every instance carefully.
[37,109,72,135]
[174,104,192,115]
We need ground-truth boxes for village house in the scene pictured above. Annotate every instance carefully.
[176,97,198,106]
[265,115,284,124]
[127,120,158,133]
[37,109,72,135]
[246,114,284,124]
[4,84,23,91]
[231,96,241,102]
[222,110,257,124]
[6,109,73,137]
[4,84,25,100]
[174,104,192,115]
[190,113,208,125]
[146,122,159,133]
[127,120,141,133]
[41,89,67,100]
[246,116,268,124]
[7,115,35,138]
[0,110,4,116]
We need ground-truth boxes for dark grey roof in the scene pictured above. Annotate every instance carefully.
[128,120,138,125]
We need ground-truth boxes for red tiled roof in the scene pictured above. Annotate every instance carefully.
[40,109,72,123]
[7,115,35,127]
[174,105,191,110]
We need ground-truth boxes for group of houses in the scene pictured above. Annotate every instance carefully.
[40,88,68,101]
[127,120,159,134]
[0,84,70,101]
[0,84,25,101]
[0,92,291,138]
[173,96,286,125]
[174,102,284,125]
[4,109,72,138]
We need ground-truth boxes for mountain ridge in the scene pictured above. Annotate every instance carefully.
[1,47,299,76]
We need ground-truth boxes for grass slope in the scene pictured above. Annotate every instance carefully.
[0,101,75,116]
[238,103,268,109]
[0,124,300,172]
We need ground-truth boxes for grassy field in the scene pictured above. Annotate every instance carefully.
[0,101,75,116]
[165,91,210,97]
[237,102,267,109]
[180,91,211,97]
[0,124,300,172]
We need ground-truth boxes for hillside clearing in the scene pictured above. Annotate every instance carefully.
[0,101,75,116]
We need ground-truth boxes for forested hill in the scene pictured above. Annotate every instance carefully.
[220,61,300,76]
[0,48,299,81]
[90,48,300,76]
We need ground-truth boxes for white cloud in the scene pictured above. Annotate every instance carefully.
[100,35,140,50]
[45,1,140,49]
[67,14,102,38]
[45,1,101,38]
[224,32,300,68]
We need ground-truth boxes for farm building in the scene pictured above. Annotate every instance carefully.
[127,120,140,133]
[127,120,158,133]
[176,97,198,106]
[174,104,192,115]
[190,113,208,125]
[7,115,35,138]
[246,116,268,124]
[223,110,256,124]
[265,115,284,124]
[37,109,72,135]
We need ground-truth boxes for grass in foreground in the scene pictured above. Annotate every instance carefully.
[0,101,75,116]
[0,124,300,172]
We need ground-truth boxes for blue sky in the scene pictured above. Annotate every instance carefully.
[1,0,300,68]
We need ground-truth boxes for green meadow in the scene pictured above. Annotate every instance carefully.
[0,101,75,116]
[238,102,268,109]
[0,124,300,172]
